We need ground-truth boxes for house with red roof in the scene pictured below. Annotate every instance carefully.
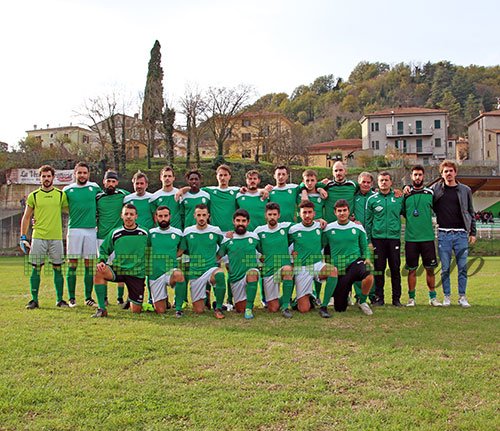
[467,109,500,165]
[307,139,362,167]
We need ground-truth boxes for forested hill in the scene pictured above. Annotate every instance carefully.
[248,61,500,142]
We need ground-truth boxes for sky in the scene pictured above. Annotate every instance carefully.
[1,0,499,148]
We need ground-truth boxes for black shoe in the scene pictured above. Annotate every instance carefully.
[56,300,70,308]
[26,300,39,310]
[371,299,385,306]
[175,310,184,318]
[309,296,317,309]
[85,298,98,308]
[319,306,331,318]
[392,300,403,307]
[282,308,293,319]
[91,308,108,318]
[122,300,130,310]
[117,298,124,305]
[166,300,172,309]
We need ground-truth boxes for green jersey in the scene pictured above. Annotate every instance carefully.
[323,220,368,274]
[269,184,299,222]
[254,222,292,277]
[203,186,239,231]
[63,182,101,229]
[288,221,324,266]
[402,187,435,242]
[26,187,68,240]
[99,224,149,277]
[148,226,183,279]
[180,190,210,228]
[353,189,376,227]
[322,179,359,222]
[218,232,260,283]
[96,189,129,240]
[297,192,325,221]
[123,192,154,231]
[236,191,268,231]
[180,224,223,278]
[149,188,182,230]
[365,190,404,242]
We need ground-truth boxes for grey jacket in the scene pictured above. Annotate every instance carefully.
[431,181,476,236]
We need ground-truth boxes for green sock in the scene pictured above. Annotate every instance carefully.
[226,280,233,304]
[321,276,338,307]
[281,279,294,310]
[409,290,416,299]
[117,285,124,302]
[314,280,323,299]
[359,293,368,304]
[174,281,187,311]
[66,266,77,300]
[84,266,94,300]
[259,278,265,303]
[30,267,41,302]
[53,267,64,302]
[369,284,377,301]
[246,280,258,310]
[428,290,437,299]
[353,281,363,300]
[94,284,107,310]
[147,280,153,302]
[214,272,226,309]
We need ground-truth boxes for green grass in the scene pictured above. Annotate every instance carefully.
[1,257,498,431]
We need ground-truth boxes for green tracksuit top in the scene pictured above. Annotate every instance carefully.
[365,190,403,242]
[402,187,435,242]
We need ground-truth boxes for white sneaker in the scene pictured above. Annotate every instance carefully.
[406,298,416,307]
[348,294,355,306]
[429,298,442,307]
[442,295,451,307]
[328,297,334,306]
[358,302,373,315]
[458,296,471,308]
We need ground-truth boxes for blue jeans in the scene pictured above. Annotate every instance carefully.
[437,230,469,296]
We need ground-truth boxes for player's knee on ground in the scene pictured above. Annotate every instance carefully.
[297,295,311,313]
[131,303,142,313]
[267,299,279,312]
[234,300,246,313]
[154,299,167,314]
[192,299,205,314]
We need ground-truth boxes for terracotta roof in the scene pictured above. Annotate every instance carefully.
[26,125,92,133]
[486,129,500,133]
[308,139,362,152]
[364,107,448,117]
[467,109,500,126]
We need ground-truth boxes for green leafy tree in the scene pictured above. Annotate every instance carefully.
[438,90,462,134]
[337,120,361,139]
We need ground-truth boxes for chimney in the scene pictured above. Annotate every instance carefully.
[46,124,49,128]
[33,124,37,130]
[134,113,139,119]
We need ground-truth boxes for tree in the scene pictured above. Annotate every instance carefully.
[268,122,307,165]
[337,120,361,139]
[161,101,176,166]
[180,88,205,168]
[203,85,252,159]
[464,94,482,125]
[142,40,164,169]
[438,90,462,134]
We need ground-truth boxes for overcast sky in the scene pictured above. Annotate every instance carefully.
[1,0,499,148]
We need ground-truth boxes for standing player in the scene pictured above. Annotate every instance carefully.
[236,170,268,231]
[218,209,261,319]
[179,170,210,228]
[254,203,294,318]
[323,200,374,315]
[123,171,154,231]
[92,204,149,317]
[149,166,182,230]
[299,169,325,220]
[63,162,101,307]
[179,204,227,319]
[267,166,299,222]
[96,170,129,306]
[402,166,441,307]
[365,172,404,307]
[148,206,187,316]
[20,165,69,309]
[353,172,375,226]
[288,201,338,317]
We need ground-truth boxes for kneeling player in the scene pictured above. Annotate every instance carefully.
[323,199,374,315]
[218,209,261,319]
[92,204,148,317]
[289,201,338,317]
[149,206,187,316]
[254,203,294,318]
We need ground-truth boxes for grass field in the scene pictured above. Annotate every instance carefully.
[0,256,498,431]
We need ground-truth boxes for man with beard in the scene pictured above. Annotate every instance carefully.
[402,165,441,307]
[92,204,148,317]
[123,171,154,231]
[236,170,268,231]
[266,165,300,223]
[254,203,294,318]
[179,170,211,228]
[179,204,226,319]
[21,165,69,309]
[149,166,182,230]
[218,209,261,319]
[96,170,130,306]
[62,162,101,307]
[148,206,187,316]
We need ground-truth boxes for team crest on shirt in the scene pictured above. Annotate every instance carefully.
[316,198,321,203]
[209,233,214,240]
[241,197,246,201]
[202,198,207,203]
[375,205,383,212]
[89,187,93,191]
[248,238,253,244]
[298,233,302,237]
[261,234,266,239]
[288,189,292,194]
[316,229,320,235]
[171,234,176,240]
[352,228,357,235]
[230,190,234,195]
[152,234,156,239]
[190,234,194,239]
[280,230,285,235]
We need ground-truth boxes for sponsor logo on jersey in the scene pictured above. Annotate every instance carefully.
[391,198,396,203]
[261,233,266,239]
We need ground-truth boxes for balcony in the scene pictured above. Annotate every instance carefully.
[386,124,434,137]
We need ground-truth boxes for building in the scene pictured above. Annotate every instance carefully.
[26,124,94,151]
[224,111,293,160]
[308,139,362,167]
[359,107,449,165]
[467,110,500,165]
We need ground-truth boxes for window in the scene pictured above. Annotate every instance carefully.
[242,133,251,142]
[242,119,251,127]
[50,133,54,138]
[82,135,89,144]
[242,149,251,158]
[375,122,379,131]
[415,120,422,134]
[375,140,379,150]
[488,134,492,142]
[402,140,407,153]
[448,141,453,148]
[371,122,379,132]
[423,156,429,165]
[435,138,441,148]
[64,133,69,138]
[371,141,375,149]
[487,150,490,157]
[434,119,441,129]
[397,121,404,134]
[416,139,423,153]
